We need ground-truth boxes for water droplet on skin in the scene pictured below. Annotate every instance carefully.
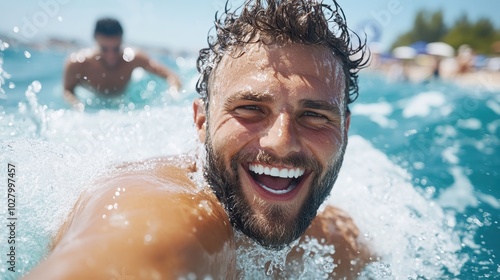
[106,205,113,210]
[102,214,107,219]
[144,234,152,244]
[113,203,118,209]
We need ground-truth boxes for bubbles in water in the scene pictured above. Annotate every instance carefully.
[24,51,32,59]
[24,81,47,135]
[0,41,9,51]
[57,16,63,22]
[31,81,42,93]
[123,47,136,62]
[235,232,338,279]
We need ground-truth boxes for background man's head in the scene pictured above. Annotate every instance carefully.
[194,0,367,248]
[94,18,123,67]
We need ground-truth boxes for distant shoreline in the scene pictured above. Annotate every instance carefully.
[0,33,196,57]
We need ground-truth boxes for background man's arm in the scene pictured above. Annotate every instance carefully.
[63,60,84,111]
[23,167,235,279]
[135,52,182,90]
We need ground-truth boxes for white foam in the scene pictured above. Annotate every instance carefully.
[442,143,460,165]
[487,120,500,134]
[457,118,482,130]
[477,193,500,210]
[329,136,466,278]
[402,91,446,118]
[351,102,397,128]
[437,167,478,213]
[0,105,199,276]
[486,100,500,115]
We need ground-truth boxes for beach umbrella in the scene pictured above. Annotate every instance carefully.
[426,42,455,58]
[393,46,417,60]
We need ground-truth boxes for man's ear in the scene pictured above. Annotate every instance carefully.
[193,98,207,143]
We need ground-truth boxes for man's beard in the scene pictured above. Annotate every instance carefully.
[203,133,347,249]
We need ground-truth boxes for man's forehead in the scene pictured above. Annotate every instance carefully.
[214,43,344,88]
[210,43,346,103]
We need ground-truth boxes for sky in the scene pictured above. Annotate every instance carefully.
[1,0,500,53]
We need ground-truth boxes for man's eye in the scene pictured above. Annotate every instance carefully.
[237,105,260,111]
[301,111,332,127]
[303,111,327,119]
[233,105,265,121]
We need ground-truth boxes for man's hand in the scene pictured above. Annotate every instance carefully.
[63,90,85,112]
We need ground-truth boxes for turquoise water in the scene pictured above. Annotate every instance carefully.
[0,45,498,279]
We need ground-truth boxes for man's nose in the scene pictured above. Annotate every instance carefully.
[259,113,301,157]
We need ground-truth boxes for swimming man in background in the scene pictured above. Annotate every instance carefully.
[63,18,182,111]
[25,0,370,278]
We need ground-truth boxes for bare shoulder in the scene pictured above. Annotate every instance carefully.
[33,157,235,279]
[299,206,372,277]
[128,49,150,67]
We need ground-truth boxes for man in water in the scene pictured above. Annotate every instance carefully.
[26,0,369,278]
[63,18,182,111]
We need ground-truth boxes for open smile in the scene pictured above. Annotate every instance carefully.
[243,163,310,201]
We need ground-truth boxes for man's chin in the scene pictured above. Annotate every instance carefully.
[236,188,313,248]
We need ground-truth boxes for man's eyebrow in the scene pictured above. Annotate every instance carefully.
[225,91,276,105]
[300,99,342,116]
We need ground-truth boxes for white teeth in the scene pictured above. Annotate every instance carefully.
[279,169,288,178]
[296,168,304,177]
[248,164,305,179]
[270,168,279,177]
[264,166,270,174]
[257,180,298,195]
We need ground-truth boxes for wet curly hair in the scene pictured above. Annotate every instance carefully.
[196,0,368,110]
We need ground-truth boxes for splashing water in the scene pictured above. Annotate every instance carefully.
[0,47,498,279]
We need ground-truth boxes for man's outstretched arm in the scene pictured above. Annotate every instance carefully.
[135,52,182,90]
[23,166,235,279]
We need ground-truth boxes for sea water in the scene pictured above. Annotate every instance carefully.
[0,45,498,279]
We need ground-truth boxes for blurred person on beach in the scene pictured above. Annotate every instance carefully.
[63,18,182,111]
[25,1,371,279]
[456,44,474,75]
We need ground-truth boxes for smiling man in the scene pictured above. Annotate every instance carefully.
[24,0,368,279]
